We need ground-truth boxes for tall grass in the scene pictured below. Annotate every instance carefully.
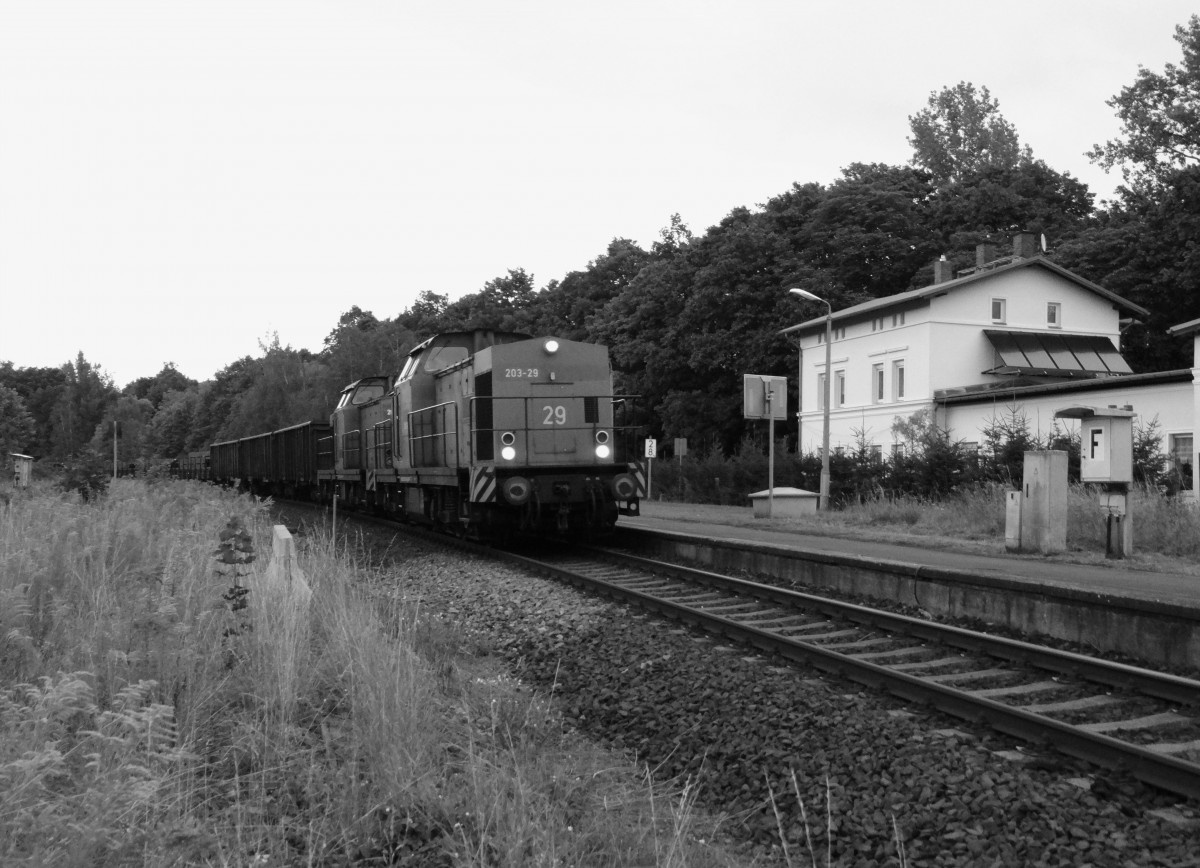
[0,479,738,866]
[759,481,1200,569]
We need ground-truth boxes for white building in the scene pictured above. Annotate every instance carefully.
[781,232,1194,488]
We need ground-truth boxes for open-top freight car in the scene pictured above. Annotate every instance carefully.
[320,330,645,537]
[209,420,331,499]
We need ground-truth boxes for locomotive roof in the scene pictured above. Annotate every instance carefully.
[407,330,534,356]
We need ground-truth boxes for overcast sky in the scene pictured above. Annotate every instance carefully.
[2,0,1195,387]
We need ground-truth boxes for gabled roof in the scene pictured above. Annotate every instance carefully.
[780,256,1150,337]
[1166,317,1200,337]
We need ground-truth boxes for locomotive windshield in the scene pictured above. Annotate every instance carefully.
[351,383,386,405]
[424,345,469,373]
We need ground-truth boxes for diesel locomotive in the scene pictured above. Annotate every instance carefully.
[199,330,646,538]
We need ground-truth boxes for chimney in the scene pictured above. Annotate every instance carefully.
[933,256,955,284]
[1013,231,1039,259]
[976,242,997,268]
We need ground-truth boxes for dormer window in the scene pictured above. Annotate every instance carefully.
[1047,302,1062,328]
[991,298,1007,323]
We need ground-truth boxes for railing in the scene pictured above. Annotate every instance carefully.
[372,420,393,468]
[409,402,458,468]
[316,436,334,472]
[340,430,362,470]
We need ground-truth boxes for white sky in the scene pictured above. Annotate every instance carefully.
[1,0,1195,387]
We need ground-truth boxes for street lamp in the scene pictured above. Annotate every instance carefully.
[788,288,832,510]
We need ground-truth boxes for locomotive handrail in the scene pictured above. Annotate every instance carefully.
[409,401,459,469]
[316,435,334,471]
[341,429,362,470]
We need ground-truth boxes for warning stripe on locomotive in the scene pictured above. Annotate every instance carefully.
[630,460,648,497]
[470,465,497,502]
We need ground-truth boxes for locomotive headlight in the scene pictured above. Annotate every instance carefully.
[595,444,611,459]
[500,431,516,459]
[543,339,560,355]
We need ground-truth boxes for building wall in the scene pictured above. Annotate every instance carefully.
[797,306,929,454]
[941,381,1193,452]
[926,270,1124,394]
[796,266,1132,453]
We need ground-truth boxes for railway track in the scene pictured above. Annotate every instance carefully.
[490,540,1200,802]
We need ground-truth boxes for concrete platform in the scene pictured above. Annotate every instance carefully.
[617,501,1200,670]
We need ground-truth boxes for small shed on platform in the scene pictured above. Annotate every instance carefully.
[748,487,819,518]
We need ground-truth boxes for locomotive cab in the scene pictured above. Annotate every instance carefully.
[325,376,390,486]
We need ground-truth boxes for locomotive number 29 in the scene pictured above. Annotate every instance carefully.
[542,405,567,425]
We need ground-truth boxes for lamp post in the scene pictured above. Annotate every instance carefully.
[788,288,832,510]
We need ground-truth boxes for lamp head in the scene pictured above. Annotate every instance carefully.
[788,287,823,303]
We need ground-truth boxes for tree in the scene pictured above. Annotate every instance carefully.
[123,363,197,410]
[92,396,155,470]
[909,82,1033,185]
[145,389,200,458]
[531,238,652,340]
[50,353,117,459]
[323,306,380,352]
[440,269,538,333]
[219,334,325,439]
[929,159,1094,248]
[187,357,257,450]
[1089,15,1200,186]
[1055,165,1200,372]
[0,363,66,459]
[798,163,940,296]
[0,385,37,459]
[396,290,450,337]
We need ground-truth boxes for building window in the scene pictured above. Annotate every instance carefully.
[872,363,884,403]
[817,373,826,410]
[869,444,883,462]
[1047,302,1062,328]
[1169,434,1194,492]
[892,311,906,326]
[991,298,1006,323]
[835,371,846,407]
[892,361,905,400]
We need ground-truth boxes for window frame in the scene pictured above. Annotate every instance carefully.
[991,297,1007,323]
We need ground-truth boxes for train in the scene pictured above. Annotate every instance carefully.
[179,330,647,538]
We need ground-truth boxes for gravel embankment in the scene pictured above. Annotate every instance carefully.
[374,536,1199,867]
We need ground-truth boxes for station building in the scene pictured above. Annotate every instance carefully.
[781,232,1196,496]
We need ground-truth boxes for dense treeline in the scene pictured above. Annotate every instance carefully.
[3,17,1199,481]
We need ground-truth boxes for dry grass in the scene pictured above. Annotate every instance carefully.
[0,479,743,867]
[642,484,1200,574]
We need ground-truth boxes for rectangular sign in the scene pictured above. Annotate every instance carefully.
[743,374,788,420]
[644,438,657,458]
